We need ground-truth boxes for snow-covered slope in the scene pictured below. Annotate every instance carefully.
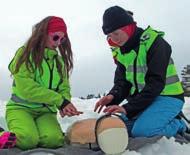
[0,98,190,154]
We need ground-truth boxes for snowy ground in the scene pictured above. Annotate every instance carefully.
[0,97,190,155]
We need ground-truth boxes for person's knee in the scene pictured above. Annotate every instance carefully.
[16,131,39,150]
[40,132,64,148]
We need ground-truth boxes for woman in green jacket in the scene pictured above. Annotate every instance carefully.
[6,16,83,150]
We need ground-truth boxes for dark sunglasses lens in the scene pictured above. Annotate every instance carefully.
[53,35,59,41]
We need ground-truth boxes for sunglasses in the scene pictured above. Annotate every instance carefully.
[52,35,66,43]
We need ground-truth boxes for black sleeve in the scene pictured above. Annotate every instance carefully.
[123,36,172,119]
[107,61,132,106]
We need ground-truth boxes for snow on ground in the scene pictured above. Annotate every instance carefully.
[0,98,190,154]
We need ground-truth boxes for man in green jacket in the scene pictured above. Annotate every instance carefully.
[94,6,188,138]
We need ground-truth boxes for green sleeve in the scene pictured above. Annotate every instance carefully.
[57,77,71,102]
[56,56,72,104]
[9,47,63,108]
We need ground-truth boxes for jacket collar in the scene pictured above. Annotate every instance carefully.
[44,48,58,60]
[120,27,144,54]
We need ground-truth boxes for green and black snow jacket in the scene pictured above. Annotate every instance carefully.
[7,47,71,112]
[107,26,184,118]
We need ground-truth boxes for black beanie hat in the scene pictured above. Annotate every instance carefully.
[102,6,134,35]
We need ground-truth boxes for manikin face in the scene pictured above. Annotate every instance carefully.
[107,29,129,47]
[46,31,66,49]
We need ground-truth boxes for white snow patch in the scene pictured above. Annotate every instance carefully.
[1,97,190,154]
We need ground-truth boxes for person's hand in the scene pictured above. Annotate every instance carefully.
[59,103,83,117]
[103,105,126,114]
[0,132,16,149]
[94,95,114,113]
